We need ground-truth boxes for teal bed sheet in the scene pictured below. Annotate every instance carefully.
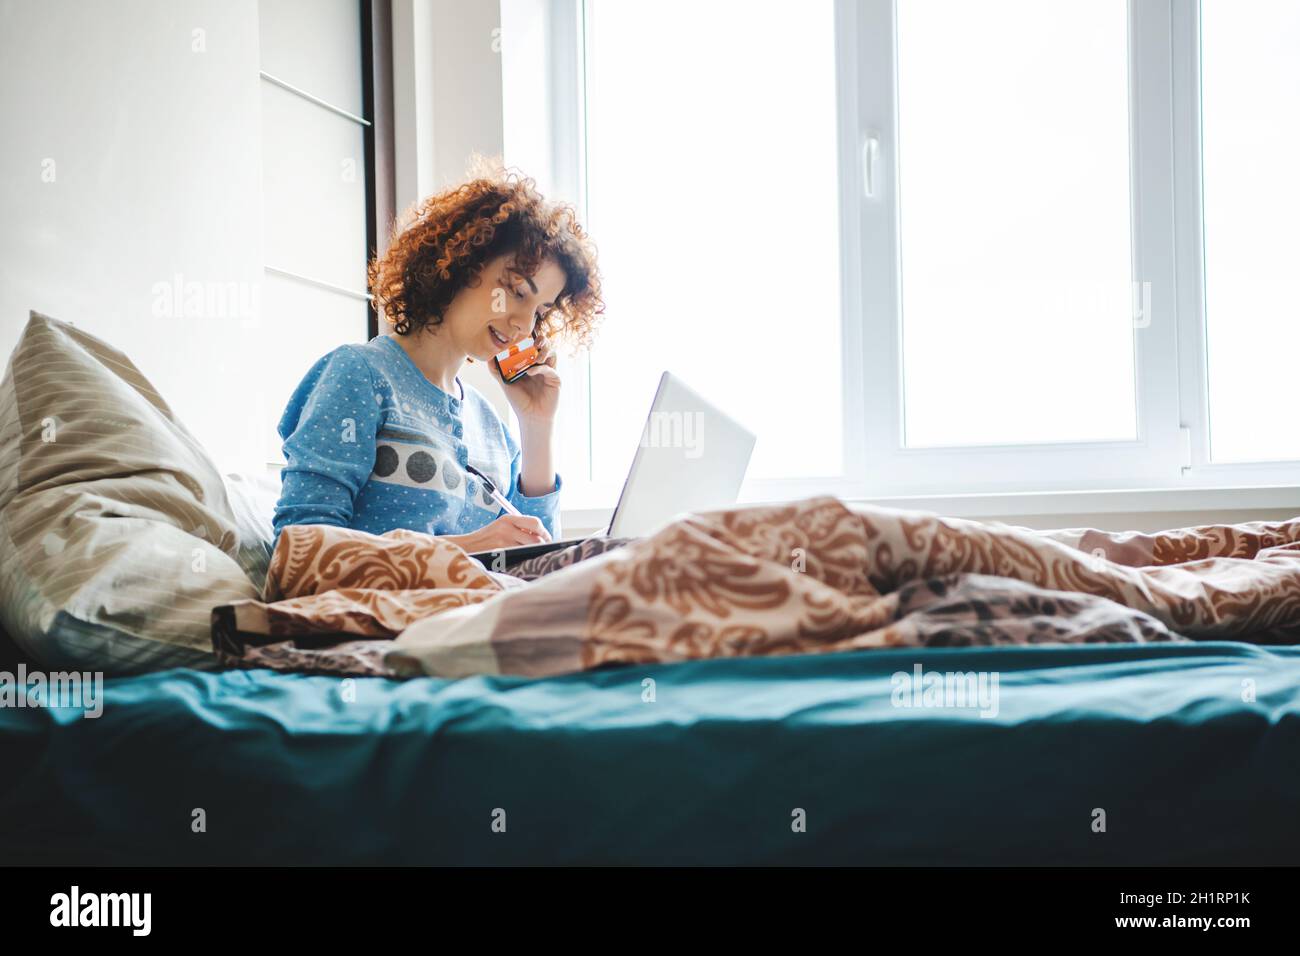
[2,641,1298,865]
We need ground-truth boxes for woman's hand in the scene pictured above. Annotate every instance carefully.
[444,514,551,553]
[500,334,560,425]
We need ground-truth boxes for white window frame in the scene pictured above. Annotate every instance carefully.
[521,0,1300,527]
[853,0,1185,498]
[1170,0,1300,486]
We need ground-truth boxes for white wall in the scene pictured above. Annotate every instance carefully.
[392,0,511,414]
[0,0,267,472]
[392,0,507,208]
[1,0,375,474]
[429,0,505,190]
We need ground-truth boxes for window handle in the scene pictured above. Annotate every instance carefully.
[862,132,881,199]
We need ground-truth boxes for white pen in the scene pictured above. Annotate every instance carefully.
[464,464,524,517]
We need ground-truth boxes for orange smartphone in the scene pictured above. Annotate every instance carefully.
[493,336,540,384]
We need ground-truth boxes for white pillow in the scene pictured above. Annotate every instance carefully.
[0,312,264,674]
[222,469,280,593]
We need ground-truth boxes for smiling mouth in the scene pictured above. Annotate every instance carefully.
[488,324,510,349]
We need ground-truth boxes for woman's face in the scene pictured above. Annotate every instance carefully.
[441,254,567,362]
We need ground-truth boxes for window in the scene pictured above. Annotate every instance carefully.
[503,0,1300,510]
[1200,0,1300,463]
[581,0,843,487]
[896,0,1135,448]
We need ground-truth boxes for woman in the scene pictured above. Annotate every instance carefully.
[272,169,602,553]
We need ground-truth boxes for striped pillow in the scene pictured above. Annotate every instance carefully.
[0,312,262,674]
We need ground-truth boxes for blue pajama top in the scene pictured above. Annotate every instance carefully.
[272,334,561,543]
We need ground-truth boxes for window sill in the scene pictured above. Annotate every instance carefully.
[562,483,1300,537]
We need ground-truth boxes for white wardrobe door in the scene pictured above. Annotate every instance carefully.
[258,0,364,117]
[257,0,371,469]
[260,80,368,292]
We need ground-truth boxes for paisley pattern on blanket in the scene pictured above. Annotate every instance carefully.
[211,496,1300,678]
[265,526,499,601]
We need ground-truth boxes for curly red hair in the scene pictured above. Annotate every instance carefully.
[369,167,603,349]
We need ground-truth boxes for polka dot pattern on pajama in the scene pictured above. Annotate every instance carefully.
[272,334,561,545]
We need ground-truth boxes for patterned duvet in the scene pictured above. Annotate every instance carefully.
[210,496,1300,678]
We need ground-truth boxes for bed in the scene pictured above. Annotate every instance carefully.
[3,640,1298,865]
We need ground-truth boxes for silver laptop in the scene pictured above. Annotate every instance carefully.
[471,371,756,566]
